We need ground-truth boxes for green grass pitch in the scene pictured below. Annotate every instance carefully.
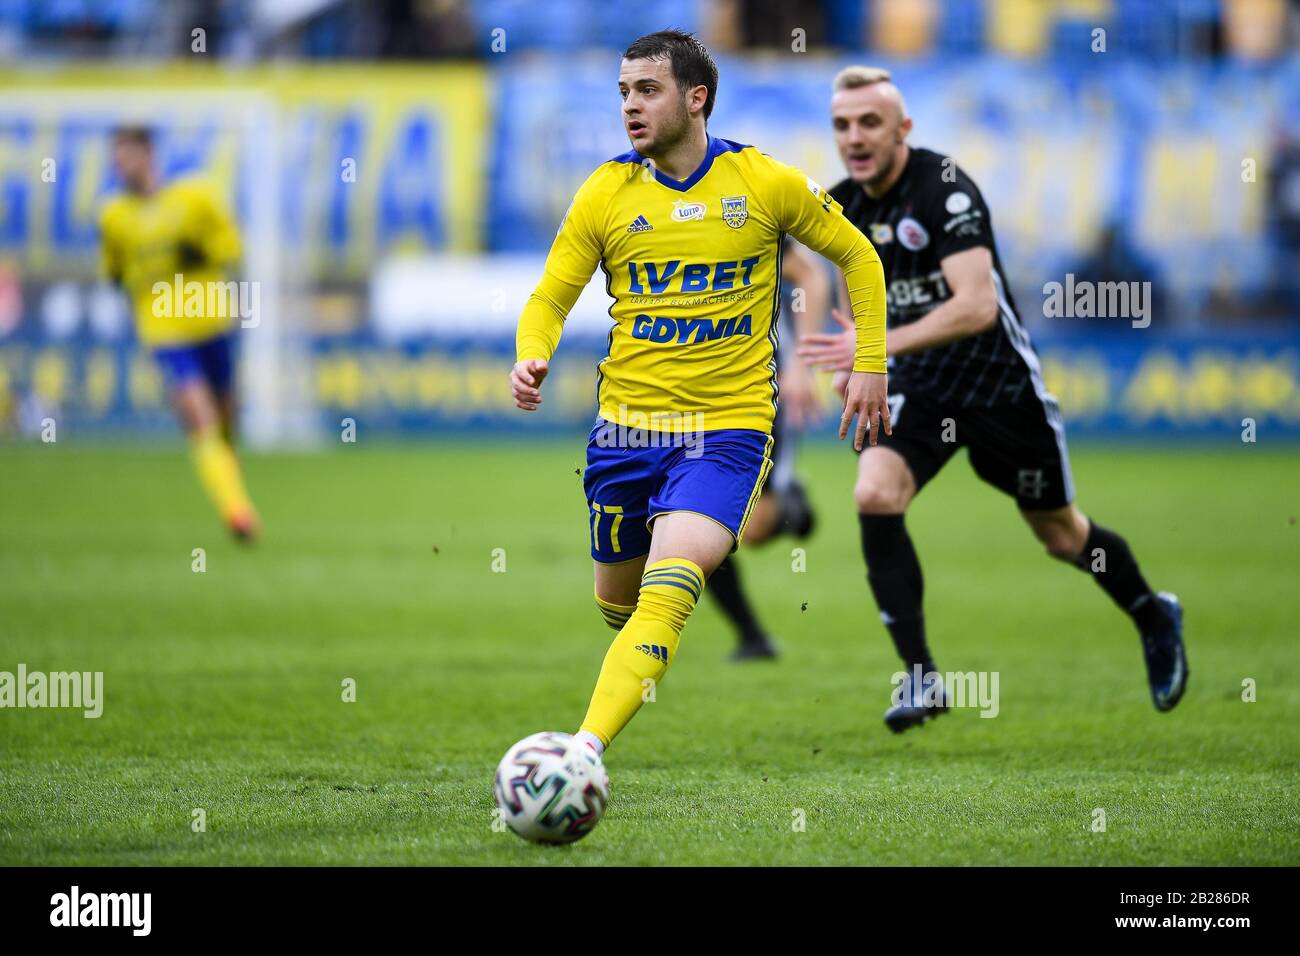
[1,440,1297,866]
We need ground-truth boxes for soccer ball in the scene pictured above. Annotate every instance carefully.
[493,731,610,844]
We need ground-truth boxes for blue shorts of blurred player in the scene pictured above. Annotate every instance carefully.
[152,334,236,395]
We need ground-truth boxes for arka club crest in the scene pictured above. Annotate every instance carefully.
[721,195,749,229]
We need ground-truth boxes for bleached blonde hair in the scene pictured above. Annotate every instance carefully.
[832,65,909,120]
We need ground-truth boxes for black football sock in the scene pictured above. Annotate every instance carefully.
[858,513,934,673]
[1071,520,1171,634]
[708,556,766,645]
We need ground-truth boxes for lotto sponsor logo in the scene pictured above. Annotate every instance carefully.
[671,200,706,222]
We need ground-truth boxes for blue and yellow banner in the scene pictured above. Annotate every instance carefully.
[0,64,489,279]
[5,330,1296,439]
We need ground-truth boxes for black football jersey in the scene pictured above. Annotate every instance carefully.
[830,147,1039,407]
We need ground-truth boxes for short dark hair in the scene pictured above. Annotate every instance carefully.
[623,30,719,121]
[111,125,153,148]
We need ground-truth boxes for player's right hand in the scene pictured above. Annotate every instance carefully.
[778,357,822,431]
[511,358,549,411]
[796,307,856,372]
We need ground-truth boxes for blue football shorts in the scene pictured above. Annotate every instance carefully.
[582,417,774,563]
[152,333,236,394]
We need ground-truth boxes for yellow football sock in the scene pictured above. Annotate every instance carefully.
[189,427,253,522]
[579,558,704,747]
[594,587,636,631]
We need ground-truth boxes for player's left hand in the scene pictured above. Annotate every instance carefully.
[796,307,855,372]
[839,371,891,451]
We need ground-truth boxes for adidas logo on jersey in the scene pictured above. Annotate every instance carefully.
[635,643,669,663]
[627,215,653,233]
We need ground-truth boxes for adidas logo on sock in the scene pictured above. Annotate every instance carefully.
[627,214,653,233]
[635,643,669,663]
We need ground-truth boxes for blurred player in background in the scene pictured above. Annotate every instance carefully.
[510,31,890,756]
[798,67,1187,732]
[709,237,826,661]
[100,127,260,541]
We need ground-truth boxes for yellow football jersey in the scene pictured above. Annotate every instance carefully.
[516,136,886,433]
[99,178,242,347]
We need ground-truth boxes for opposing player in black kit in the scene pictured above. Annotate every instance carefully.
[798,66,1188,732]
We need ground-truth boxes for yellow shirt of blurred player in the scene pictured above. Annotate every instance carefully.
[517,137,886,434]
[99,178,243,347]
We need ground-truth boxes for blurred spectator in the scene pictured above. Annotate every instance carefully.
[1224,0,1288,59]
[707,0,829,52]
[871,0,939,57]
[988,0,1060,58]
[373,0,476,59]
[3,0,1297,61]
[1267,127,1300,317]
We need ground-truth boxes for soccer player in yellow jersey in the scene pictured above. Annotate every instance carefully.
[99,127,259,541]
[510,31,890,756]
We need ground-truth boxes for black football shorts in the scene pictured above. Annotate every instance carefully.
[866,386,1076,511]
